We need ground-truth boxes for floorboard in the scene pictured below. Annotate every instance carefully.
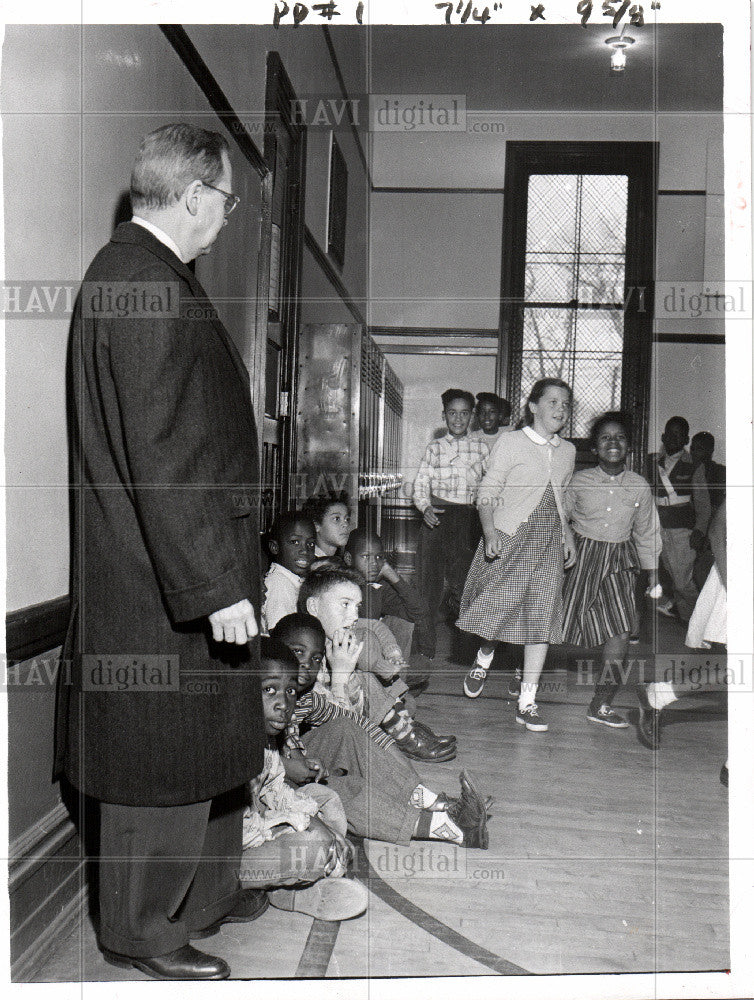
[28,615,729,981]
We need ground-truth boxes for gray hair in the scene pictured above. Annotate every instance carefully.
[130,123,229,212]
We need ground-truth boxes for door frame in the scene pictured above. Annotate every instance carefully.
[264,51,308,511]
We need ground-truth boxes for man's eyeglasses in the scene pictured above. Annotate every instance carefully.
[202,182,240,216]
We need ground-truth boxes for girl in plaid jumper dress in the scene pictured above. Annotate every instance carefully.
[458,379,577,732]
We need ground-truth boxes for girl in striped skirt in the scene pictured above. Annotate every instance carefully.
[562,412,661,728]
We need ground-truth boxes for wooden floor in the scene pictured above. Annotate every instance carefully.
[31,613,729,982]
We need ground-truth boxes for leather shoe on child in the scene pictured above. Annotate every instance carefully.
[101,944,230,981]
[393,726,457,762]
[411,719,457,749]
[269,878,368,921]
[636,685,662,751]
[448,770,489,849]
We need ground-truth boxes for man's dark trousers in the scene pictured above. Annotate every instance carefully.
[98,786,246,958]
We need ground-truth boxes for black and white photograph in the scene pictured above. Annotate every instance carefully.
[2,1,752,996]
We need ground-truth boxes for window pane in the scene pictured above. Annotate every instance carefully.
[514,172,629,436]
[573,308,624,354]
[579,175,628,255]
[570,354,623,437]
[526,175,579,254]
[522,306,575,355]
[522,305,624,436]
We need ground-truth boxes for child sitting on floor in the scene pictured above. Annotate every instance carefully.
[272,615,490,850]
[345,526,436,687]
[298,567,456,762]
[240,638,367,921]
[302,493,352,559]
[261,511,316,633]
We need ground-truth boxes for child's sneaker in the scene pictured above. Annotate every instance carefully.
[463,662,489,698]
[507,672,522,697]
[515,703,548,732]
[587,703,629,728]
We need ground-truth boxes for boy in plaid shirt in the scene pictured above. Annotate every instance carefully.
[413,389,489,623]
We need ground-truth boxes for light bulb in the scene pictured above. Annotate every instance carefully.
[611,47,626,71]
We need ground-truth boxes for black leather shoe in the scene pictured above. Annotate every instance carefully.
[436,791,494,813]
[405,671,431,695]
[393,726,457,762]
[412,719,457,749]
[101,944,230,981]
[720,764,728,787]
[449,770,489,849]
[190,888,269,939]
[636,685,662,750]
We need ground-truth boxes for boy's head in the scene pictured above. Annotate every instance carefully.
[475,392,511,432]
[690,431,715,466]
[661,417,689,457]
[302,492,351,553]
[259,636,300,738]
[344,527,384,583]
[440,389,474,438]
[267,510,316,577]
[271,613,326,692]
[297,567,364,638]
[309,554,347,573]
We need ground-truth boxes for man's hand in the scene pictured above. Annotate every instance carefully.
[422,505,442,529]
[208,599,258,644]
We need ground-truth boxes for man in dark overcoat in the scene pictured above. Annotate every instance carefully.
[56,124,267,980]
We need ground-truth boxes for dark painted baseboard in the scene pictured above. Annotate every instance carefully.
[10,803,85,982]
[6,596,70,665]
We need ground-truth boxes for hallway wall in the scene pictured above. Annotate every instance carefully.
[2,24,368,978]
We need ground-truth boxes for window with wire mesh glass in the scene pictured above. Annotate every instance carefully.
[517,173,628,438]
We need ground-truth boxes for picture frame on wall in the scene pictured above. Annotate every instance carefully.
[326,131,348,271]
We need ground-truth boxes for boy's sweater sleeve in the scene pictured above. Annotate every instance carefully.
[354,618,404,679]
[381,578,436,658]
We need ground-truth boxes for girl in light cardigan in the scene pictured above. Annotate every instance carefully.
[457,379,577,732]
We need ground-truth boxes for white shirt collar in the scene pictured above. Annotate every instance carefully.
[270,562,303,586]
[132,216,185,263]
[523,425,560,447]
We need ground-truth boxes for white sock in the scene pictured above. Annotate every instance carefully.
[410,784,438,809]
[428,811,463,844]
[647,682,677,710]
[475,648,494,669]
[518,680,537,711]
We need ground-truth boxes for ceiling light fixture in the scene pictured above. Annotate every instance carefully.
[606,30,635,72]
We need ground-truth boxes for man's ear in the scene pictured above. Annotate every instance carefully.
[269,538,280,556]
[306,596,318,616]
[183,179,203,217]
[343,551,353,567]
